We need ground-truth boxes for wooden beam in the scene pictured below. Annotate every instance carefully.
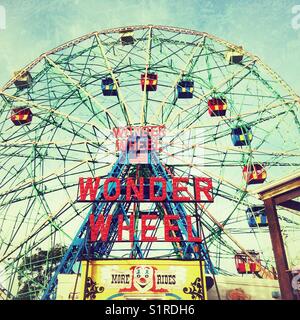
[274,187,300,205]
[256,175,300,201]
[279,200,300,212]
[264,198,295,300]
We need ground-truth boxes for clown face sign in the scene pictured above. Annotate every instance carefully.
[119,266,167,293]
[80,260,207,300]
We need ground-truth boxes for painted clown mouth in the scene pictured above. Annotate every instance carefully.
[137,279,148,288]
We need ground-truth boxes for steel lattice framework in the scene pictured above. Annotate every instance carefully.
[0,25,299,300]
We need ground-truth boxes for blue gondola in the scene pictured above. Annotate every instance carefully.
[231,125,253,146]
[101,77,118,96]
[177,80,194,99]
[246,206,268,228]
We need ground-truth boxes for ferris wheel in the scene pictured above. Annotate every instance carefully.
[0,25,300,300]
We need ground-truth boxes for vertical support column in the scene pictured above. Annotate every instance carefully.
[264,198,295,300]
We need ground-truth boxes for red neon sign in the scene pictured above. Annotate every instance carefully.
[113,125,166,152]
[78,176,213,203]
[89,214,202,243]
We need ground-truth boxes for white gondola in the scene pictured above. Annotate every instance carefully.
[226,46,244,64]
[120,30,134,45]
[13,70,32,90]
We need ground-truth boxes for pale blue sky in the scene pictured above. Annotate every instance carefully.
[0,0,300,94]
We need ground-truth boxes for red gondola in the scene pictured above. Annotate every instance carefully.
[11,107,33,126]
[235,251,261,274]
[141,72,158,91]
[208,98,227,116]
[243,164,267,185]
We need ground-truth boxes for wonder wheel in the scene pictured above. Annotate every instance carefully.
[0,25,299,299]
